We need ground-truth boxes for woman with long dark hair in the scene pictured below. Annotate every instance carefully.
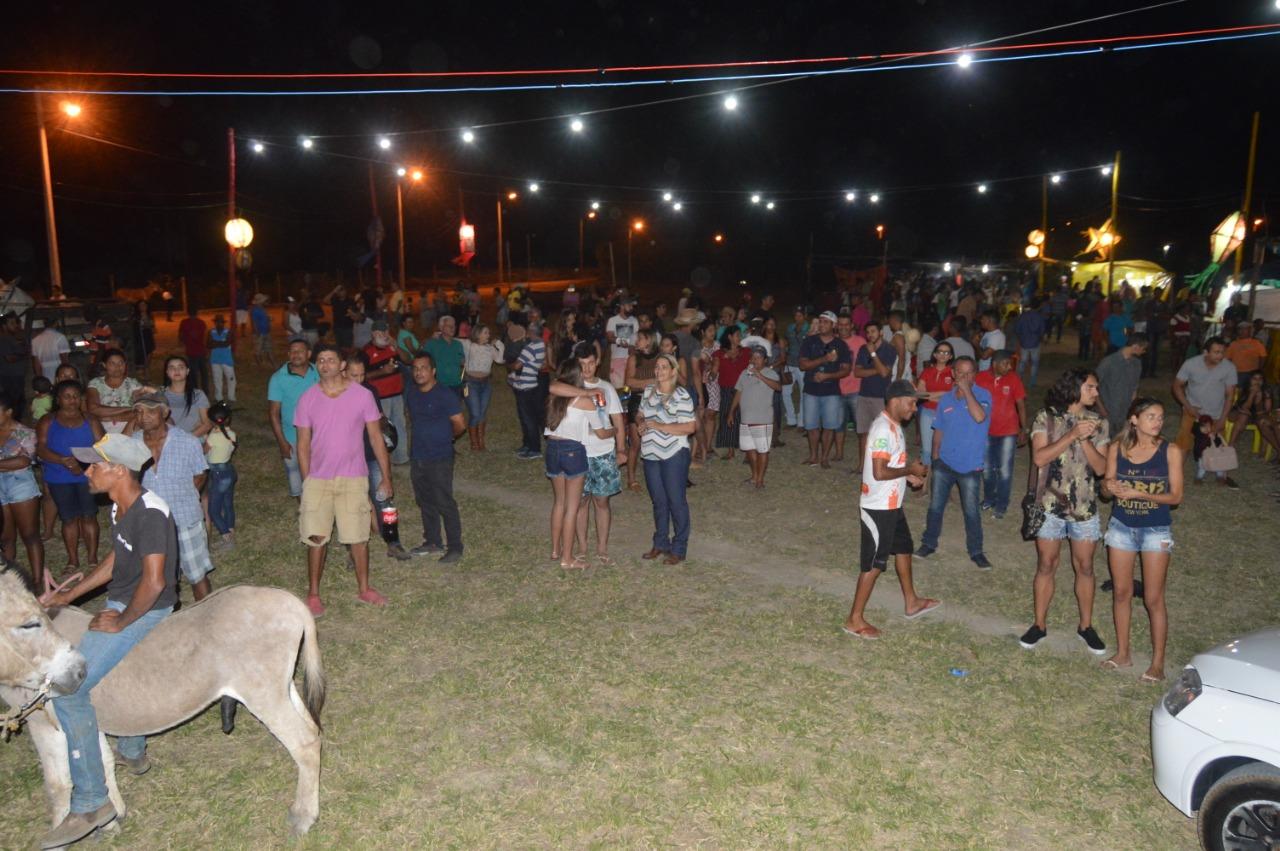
[544,358,611,569]
[36,380,103,574]
[914,341,955,469]
[0,392,45,590]
[1019,368,1110,653]
[161,355,212,438]
[1102,398,1183,682]
[713,326,751,461]
[695,318,720,465]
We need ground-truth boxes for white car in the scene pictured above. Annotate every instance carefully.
[1152,627,1280,850]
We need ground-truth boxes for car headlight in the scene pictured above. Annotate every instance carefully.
[1162,665,1202,717]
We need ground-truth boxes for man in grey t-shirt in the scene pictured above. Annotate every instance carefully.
[1095,333,1148,434]
[1173,337,1238,486]
[729,346,782,488]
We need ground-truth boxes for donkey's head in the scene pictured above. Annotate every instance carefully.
[0,563,85,695]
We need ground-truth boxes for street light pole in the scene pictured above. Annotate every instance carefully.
[496,198,505,285]
[227,127,237,331]
[396,180,406,288]
[627,227,633,288]
[34,95,63,296]
[1038,175,1048,292]
[1105,150,1121,295]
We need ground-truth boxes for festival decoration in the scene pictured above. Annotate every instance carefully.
[224,217,253,249]
[1210,211,1247,264]
[454,220,476,267]
[1080,218,1120,259]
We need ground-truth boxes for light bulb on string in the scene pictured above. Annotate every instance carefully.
[377,136,392,150]
[1050,173,1063,184]
[1100,165,1112,176]
[869,193,881,204]
[461,129,475,143]
[765,201,776,210]
[672,202,683,211]
[956,53,974,68]
[662,192,673,203]
[300,137,314,150]
[529,182,540,193]
[251,141,264,154]
[845,191,857,202]
[723,95,739,111]
[590,201,600,210]
[396,166,407,177]
[570,117,584,133]
[750,194,761,204]
[977,183,988,194]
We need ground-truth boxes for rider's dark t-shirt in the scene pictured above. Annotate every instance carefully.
[106,489,179,612]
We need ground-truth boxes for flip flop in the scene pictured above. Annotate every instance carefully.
[1100,659,1131,672]
[594,554,616,567]
[841,624,881,640]
[904,599,943,620]
[562,555,590,570]
[1140,672,1165,684]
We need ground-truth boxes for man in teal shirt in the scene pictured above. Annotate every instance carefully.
[267,337,320,497]
[423,315,465,398]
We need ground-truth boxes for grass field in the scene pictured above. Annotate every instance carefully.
[1,329,1275,849]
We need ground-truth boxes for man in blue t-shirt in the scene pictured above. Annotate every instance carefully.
[1012,298,1047,387]
[852,322,897,465]
[1102,301,1133,354]
[915,355,994,569]
[267,338,320,498]
[797,311,852,467]
[405,352,466,563]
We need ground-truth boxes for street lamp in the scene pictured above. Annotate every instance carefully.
[628,219,645,288]
[496,191,520,284]
[34,97,84,296]
[395,168,426,287]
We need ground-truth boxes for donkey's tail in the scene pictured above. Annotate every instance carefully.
[299,607,326,729]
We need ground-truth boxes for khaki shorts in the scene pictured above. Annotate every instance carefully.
[299,476,371,546]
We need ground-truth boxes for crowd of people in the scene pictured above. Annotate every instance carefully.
[2,269,1273,848]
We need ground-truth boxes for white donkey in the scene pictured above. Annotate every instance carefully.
[0,567,324,836]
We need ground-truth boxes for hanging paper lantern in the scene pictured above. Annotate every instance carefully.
[224,218,254,249]
[1209,211,1246,265]
[1081,218,1120,259]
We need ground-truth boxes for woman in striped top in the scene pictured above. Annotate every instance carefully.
[636,353,698,565]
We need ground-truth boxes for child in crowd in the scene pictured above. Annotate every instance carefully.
[205,401,238,549]
[29,376,53,424]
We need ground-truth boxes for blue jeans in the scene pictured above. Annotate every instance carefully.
[282,450,302,498]
[207,463,237,534]
[983,434,1017,513]
[643,448,691,557]
[921,459,984,557]
[52,601,171,813]
[464,379,493,424]
[918,407,937,466]
[379,394,409,465]
[1016,345,1041,386]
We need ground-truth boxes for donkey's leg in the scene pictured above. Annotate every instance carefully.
[28,710,72,827]
[242,685,322,836]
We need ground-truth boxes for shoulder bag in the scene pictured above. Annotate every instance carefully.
[1020,415,1055,541]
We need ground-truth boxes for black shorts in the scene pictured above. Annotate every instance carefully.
[859,507,913,573]
[48,482,98,521]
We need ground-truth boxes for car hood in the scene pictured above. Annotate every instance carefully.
[1195,627,1280,704]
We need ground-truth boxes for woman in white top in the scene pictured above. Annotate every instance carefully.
[636,353,698,565]
[285,299,303,338]
[460,324,505,451]
[544,358,612,570]
[86,348,145,433]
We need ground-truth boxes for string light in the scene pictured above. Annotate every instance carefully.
[662,191,673,202]
[765,201,776,210]
[844,191,856,202]
[977,183,988,193]
[714,233,724,243]
[528,182,540,192]
[1100,164,1112,176]
[590,200,600,210]
[723,95,739,111]
[300,137,314,149]
[672,201,683,211]
[569,117,584,133]
[750,194,761,204]
[396,167,406,177]
[869,193,880,204]
[1050,173,1062,184]
[956,53,974,68]
[461,129,475,143]
[377,136,391,150]
[251,141,264,153]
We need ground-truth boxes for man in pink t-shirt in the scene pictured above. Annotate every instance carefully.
[294,344,393,616]
[834,314,867,462]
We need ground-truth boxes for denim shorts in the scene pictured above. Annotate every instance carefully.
[545,438,587,480]
[49,482,98,520]
[802,393,844,431]
[0,469,40,505]
[1105,517,1174,553]
[1037,513,1100,542]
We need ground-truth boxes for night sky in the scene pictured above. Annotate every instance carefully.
[2,1,1276,301]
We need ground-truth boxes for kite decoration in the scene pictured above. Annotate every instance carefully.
[1080,218,1121,260]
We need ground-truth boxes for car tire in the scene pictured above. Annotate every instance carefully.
[1197,762,1280,851]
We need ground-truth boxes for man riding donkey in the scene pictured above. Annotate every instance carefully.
[39,433,178,849]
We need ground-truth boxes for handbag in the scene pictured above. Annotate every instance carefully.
[1201,435,1238,473]
[1020,416,1055,542]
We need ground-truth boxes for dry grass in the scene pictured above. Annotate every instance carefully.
[2,337,1268,849]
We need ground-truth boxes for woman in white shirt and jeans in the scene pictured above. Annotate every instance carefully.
[636,353,698,565]
[544,359,612,570]
[460,325,504,451]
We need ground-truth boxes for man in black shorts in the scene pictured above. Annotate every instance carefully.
[843,380,942,640]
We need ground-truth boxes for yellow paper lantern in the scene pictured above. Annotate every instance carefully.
[1027,229,1045,246]
[224,218,254,249]
[1209,211,1246,265]
[1025,244,1041,259]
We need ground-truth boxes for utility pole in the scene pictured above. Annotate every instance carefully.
[367,163,382,287]
[396,180,406,288]
[496,197,504,285]
[227,127,236,330]
[1038,175,1048,292]
[1239,112,1261,318]
[1105,150,1121,295]
[35,95,63,296]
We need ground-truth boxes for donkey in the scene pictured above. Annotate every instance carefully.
[112,281,163,304]
[0,568,325,836]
